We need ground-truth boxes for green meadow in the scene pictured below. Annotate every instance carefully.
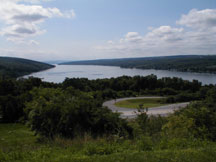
[115,98,168,109]
[1,123,216,162]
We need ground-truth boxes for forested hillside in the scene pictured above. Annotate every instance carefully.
[0,57,55,78]
[60,55,216,73]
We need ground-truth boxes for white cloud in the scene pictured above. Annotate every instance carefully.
[29,39,39,45]
[0,0,75,43]
[120,32,143,43]
[146,26,184,42]
[96,9,216,56]
[177,9,216,30]
[0,47,59,61]
[1,0,53,4]
[107,40,114,44]
[63,10,76,19]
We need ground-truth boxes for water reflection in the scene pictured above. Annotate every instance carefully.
[24,65,216,85]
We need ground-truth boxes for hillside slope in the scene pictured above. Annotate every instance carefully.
[60,55,216,73]
[0,57,55,78]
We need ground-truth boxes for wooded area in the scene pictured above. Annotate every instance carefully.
[0,57,54,78]
[61,55,216,73]
[0,75,216,161]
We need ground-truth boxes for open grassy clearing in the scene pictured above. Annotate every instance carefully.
[115,98,169,109]
[1,124,216,162]
[1,147,216,162]
[0,124,41,152]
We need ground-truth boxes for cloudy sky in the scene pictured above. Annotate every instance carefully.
[0,0,216,61]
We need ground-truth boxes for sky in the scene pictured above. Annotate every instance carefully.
[0,0,216,61]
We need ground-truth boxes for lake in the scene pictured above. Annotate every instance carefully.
[25,65,216,85]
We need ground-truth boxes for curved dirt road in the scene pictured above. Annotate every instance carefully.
[103,96,189,119]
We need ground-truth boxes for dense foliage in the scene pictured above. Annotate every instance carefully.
[60,55,216,73]
[0,57,54,78]
[25,87,131,139]
[1,74,216,161]
[0,75,212,137]
[62,75,202,103]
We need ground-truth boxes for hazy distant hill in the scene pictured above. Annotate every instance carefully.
[0,57,55,78]
[45,60,69,64]
[60,55,216,73]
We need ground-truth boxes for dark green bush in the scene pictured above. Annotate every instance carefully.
[25,87,132,139]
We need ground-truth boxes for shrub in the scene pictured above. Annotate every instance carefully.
[137,136,153,151]
[25,87,132,139]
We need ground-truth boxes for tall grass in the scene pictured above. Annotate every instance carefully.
[1,124,216,162]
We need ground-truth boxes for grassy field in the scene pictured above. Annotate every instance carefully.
[0,123,41,152]
[115,98,169,109]
[1,124,216,162]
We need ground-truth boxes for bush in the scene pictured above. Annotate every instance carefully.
[135,107,167,136]
[0,95,24,123]
[25,87,132,139]
[137,136,153,151]
[162,114,196,139]
[163,100,216,141]
[84,142,117,155]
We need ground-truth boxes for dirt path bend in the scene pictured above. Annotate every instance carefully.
[103,96,189,119]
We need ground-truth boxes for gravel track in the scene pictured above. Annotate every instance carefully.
[103,96,189,119]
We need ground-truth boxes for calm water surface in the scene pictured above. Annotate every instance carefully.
[25,65,216,85]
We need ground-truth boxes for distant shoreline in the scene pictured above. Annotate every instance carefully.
[58,63,216,75]
[59,55,216,74]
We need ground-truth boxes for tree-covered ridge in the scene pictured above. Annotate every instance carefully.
[0,57,55,78]
[60,55,216,73]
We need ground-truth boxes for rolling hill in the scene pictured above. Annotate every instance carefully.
[60,55,216,73]
[0,57,55,78]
